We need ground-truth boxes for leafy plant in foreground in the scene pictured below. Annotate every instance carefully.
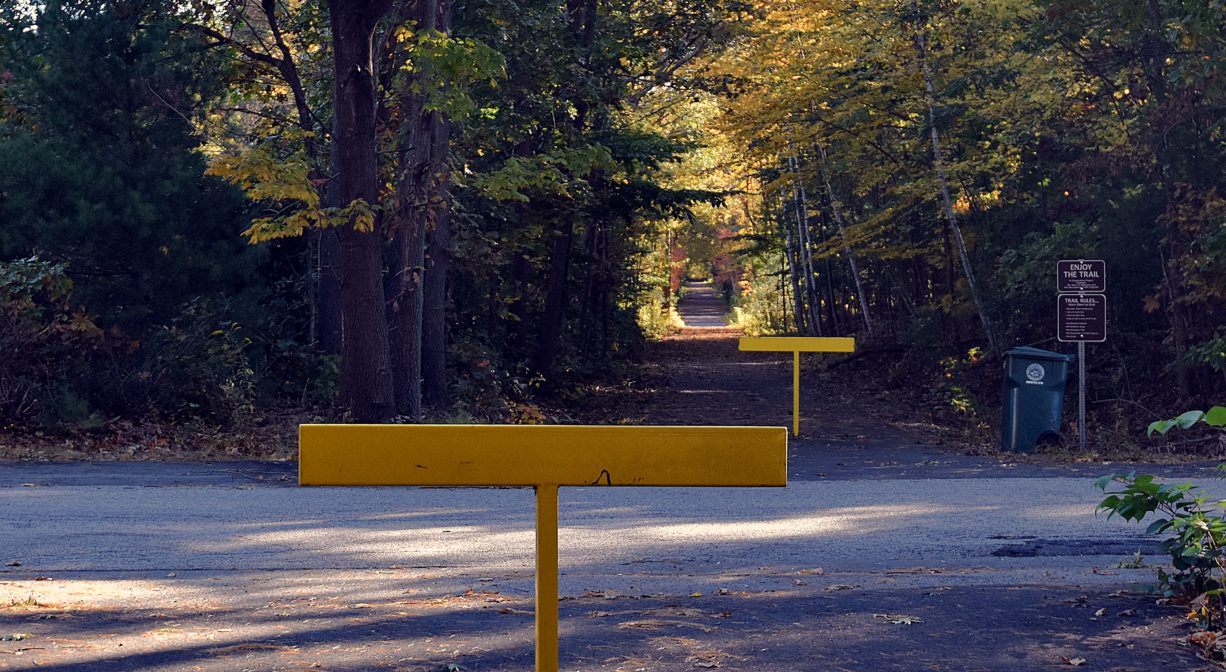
[1095,407,1226,629]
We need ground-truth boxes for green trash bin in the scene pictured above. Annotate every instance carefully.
[1001,346,1073,452]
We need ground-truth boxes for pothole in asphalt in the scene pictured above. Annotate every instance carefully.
[991,538,1162,558]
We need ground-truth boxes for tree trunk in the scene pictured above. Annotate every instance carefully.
[387,216,423,418]
[816,142,874,335]
[824,258,840,335]
[329,0,395,422]
[316,229,343,355]
[316,122,343,355]
[535,0,597,382]
[534,217,575,382]
[421,2,453,410]
[510,248,532,354]
[422,152,451,409]
[787,153,822,336]
[1141,0,1191,397]
[911,0,996,352]
[388,0,452,416]
[777,190,807,334]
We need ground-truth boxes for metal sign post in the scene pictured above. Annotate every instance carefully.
[1079,341,1086,451]
[1057,260,1107,450]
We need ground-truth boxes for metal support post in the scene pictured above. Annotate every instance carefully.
[1078,341,1087,451]
[793,351,801,437]
[535,484,559,672]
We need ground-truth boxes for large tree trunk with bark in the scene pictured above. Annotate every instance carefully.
[316,122,344,355]
[387,0,453,416]
[329,0,395,422]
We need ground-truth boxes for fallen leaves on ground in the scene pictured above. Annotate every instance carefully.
[205,642,295,655]
[872,613,922,625]
[497,607,532,616]
[618,619,715,633]
[1188,631,1218,649]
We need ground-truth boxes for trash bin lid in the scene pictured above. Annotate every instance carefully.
[1003,346,1073,362]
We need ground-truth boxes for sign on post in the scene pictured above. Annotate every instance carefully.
[738,337,855,437]
[299,424,788,672]
[1058,294,1107,343]
[1057,259,1106,293]
[1057,259,1107,450]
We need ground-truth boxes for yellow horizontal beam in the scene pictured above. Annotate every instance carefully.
[299,425,787,488]
[738,336,855,353]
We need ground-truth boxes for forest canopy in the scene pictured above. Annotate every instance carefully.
[0,0,1221,445]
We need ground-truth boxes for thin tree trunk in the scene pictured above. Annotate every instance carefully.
[787,153,823,336]
[777,190,807,334]
[329,0,395,422]
[422,141,451,409]
[778,253,790,331]
[421,0,454,410]
[535,0,597,382]
[534,217,575,381]
[911,0,997,352]
[815,142,874,335]
[510,249,532,354]
[825,258,840,335]
[316,232,343,355]
[1160,245,1192,396]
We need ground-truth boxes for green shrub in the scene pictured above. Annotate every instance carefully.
[0,257,102,425]
[1096,407,1226,628]
[122,299,256,424]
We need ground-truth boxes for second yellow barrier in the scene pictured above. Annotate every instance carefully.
[738,336,856,436]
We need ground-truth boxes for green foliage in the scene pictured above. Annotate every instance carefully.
[1096,472,1226,627]
[939,348,986,416]
[1097,412,1226,627]
[469,145,618,202]
[0,257,103,425]
[0,0,259,332]
[397,27,505,119]
[444,337,541,421]
[130,300,256,423]
[1149,407,1226,437]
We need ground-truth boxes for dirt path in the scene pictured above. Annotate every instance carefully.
[584,282,1207,482]
[585,281,910,436]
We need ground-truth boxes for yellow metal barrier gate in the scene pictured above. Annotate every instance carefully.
[738,337,856,436]
[299,424,787,672]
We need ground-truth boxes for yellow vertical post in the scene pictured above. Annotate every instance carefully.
[792,350,801,437]
[535,484,559,672]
